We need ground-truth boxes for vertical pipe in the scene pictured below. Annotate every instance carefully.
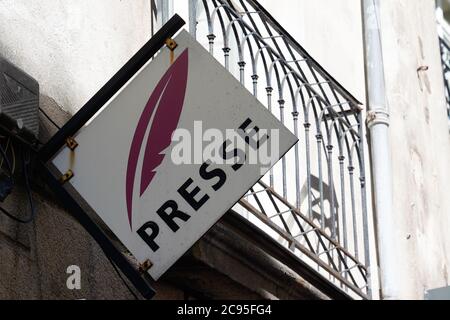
[339,153,348,251]
[266,87,274,188]
[252,75,259,96]
[150,0,156,36]
[278,99,287,199]
[362,0,395,299]
[223,47,231,70]
[239,61,246,85]
[327,143,336,240]
[292,111,301,209]
[348,162,359,259]
[158,0,171,24]
[188,0,198,39]
[316,132,325,230]
[304,119,313,219]
[208,34,216,55]
[358,116,372,298]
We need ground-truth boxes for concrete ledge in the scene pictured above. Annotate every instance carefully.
[160,211,351,300]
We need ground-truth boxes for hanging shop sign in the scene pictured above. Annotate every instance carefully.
[50,30,298,280]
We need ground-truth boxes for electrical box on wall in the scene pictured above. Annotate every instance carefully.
[0,57,39,141]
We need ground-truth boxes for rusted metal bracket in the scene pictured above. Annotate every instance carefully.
[65,137,79,151]
[366,108,390,128]
[59,169,74,184]
[165,38,178,50]
[165,38,178,64]
[138,259,153,274]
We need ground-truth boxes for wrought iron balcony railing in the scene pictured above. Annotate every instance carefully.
[164,0,372,299]
[437,5,450,122]
[439,37,450,120]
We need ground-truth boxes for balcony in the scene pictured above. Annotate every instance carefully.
[437,4,450,122]
[160,0,372,299]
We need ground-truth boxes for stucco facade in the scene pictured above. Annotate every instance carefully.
[380,0,450,298]
[0,0,152,114]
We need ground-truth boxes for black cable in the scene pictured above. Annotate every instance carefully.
[0,146,36,224]
[0,142,138,297]
[106,254,139,300]
[39,107,61,130]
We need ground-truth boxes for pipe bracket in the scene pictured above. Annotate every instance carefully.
[366,108,390,129]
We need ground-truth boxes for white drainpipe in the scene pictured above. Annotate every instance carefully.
[157,0,173,25]
[361,0,399,299]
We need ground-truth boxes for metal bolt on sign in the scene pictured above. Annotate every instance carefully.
[60,169,74,184]
[65,137,79,151]
[139,259,154,274]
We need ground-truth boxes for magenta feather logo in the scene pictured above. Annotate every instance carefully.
[125,49,189,229]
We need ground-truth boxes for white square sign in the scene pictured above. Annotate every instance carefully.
[52,30,298,280]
